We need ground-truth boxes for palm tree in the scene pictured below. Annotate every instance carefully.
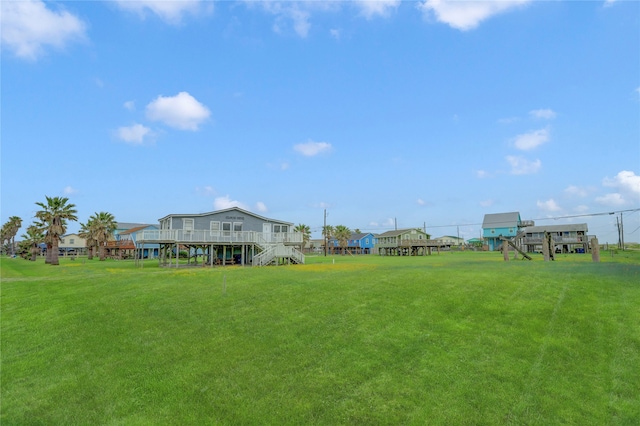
[9,216,23,256]
[0,222,10,255]
[35,196,78,266]
[322,225,335,256]
[79,218,98,260]
[21,224,45,261]
[334,225,351,255]
[90,212,117,261]
[1,216,22,256]
[294,223,311,252]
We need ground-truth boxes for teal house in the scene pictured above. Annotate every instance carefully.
[482,212,522,251]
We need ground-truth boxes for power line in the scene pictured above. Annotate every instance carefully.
[311,208,640,233]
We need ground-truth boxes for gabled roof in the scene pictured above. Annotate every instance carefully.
[523,223,588,233]
[350,232,374,240]
[119,224,157,235]
[482,212,521,229]
[377,228,427,238]
[117,222,155,230]
[158,207,293,225]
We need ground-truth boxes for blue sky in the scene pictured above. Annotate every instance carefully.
[2,0,639,243]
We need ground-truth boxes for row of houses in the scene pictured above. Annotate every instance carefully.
[482,212,593,254]
[56,208,595,265]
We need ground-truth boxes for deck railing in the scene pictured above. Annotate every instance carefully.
[135,229,303,245]
[376,239,446,248]
[522,236,589,244]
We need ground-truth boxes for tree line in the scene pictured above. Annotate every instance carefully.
[4,199,357,263]
[2,196,117,265]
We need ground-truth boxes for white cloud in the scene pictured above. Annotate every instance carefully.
[370,218,396,228]
[529,109,556,120]
[564,185,589,198]
[214,195,248,211]
[595,193,626,206]
[537,199,561,212]
[330,28,341,39]
[116,123,152,145]
[601,170,640,204]
[512,128,549,151]
[476,170,489,178]
[254,1,313,37]
[113,0,208,25]
[498,116,520,125]
[418,0,531,31]
[255,201,268,213]
[417,198,426,206]
[63,186,78,195]
[356,0,400,19]
[479,199,494,207]
[124,101,136,111]
[146,92,210,131]
[604,0,617,8]
[506,156,541,175]
[1,0,86,60]
[294,140,332,157]
[195,186,216,196]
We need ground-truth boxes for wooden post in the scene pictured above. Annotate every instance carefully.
[542,233,550,262]
[591,237,600,262]
[502,240,509,261]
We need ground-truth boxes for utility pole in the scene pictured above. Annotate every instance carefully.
[616,215,621,249]
[324,209,327,257]
[620,212,625,250]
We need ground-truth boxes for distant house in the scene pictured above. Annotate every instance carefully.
[433,235,465,248]
[482,212,522,251]
[521,223,591,254]
[59,233,87,255]
[136,207,304,266]
[329,232,377,254]
[105,224,159,259]
[467,237,484,248]
[375,228,443,256]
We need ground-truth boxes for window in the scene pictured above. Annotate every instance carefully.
[223,222,231,236]
[210,221,220,237]
[233,222,242,232]
[70,239,75,244]
[183,219,194,231]
[273,224,288,233]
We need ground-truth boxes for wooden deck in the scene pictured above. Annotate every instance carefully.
[136,229,302,245]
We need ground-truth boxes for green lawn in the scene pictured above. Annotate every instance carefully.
[2,252,639,424]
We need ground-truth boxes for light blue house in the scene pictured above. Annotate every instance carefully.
[482,212,522,251]
[328,232,377,254]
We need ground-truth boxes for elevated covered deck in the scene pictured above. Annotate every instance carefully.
[135,230,304,267]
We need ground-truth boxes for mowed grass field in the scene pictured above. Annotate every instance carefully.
[2,251,639,425]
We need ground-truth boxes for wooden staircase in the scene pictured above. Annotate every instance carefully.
[500,232,532,260]
[252,244,305,266]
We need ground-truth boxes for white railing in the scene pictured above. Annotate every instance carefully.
[136,229,303,245]
[253,245,305,266]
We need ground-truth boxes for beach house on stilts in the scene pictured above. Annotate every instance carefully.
[135,207,304,267]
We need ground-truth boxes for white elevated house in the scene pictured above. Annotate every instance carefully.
[135,207,304,267]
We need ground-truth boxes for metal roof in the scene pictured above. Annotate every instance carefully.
[157,207,293,226]
[482,212,521,228]
[376,228,428,238]
[523,223,588,233]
